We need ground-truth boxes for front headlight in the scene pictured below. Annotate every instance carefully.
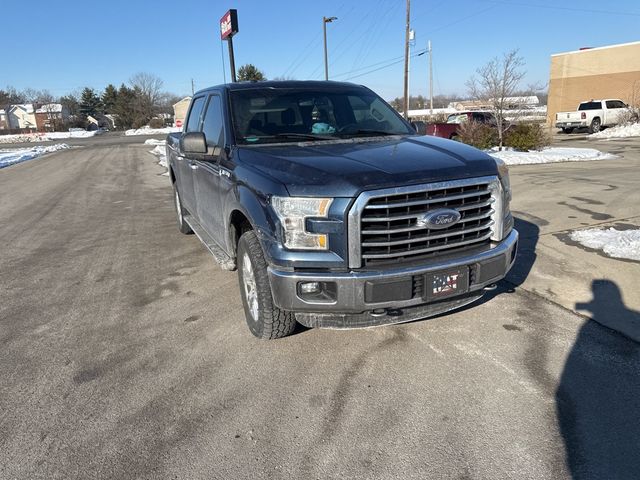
[494,157,512,204]
[271,196,333,250]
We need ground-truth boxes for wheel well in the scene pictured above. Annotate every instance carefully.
[229,210,252,250]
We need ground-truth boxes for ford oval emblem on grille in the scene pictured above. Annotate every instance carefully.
[418,209,461,229]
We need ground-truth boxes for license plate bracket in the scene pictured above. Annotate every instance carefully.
[425,266,469,301]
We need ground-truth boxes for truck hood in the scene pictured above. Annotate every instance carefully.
[236,135,499,197]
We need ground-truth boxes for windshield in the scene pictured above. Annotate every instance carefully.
[229,87,414,144]
[446,113,469,124]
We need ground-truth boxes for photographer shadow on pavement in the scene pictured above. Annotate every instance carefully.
[556,279,640,480]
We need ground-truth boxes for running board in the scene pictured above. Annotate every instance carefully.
[184,214,236,271]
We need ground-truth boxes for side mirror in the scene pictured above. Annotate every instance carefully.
[411,122,419,132]
[180,132,207,154]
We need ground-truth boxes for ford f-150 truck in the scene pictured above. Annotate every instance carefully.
[166,81,518,339]
[555,99,628,133]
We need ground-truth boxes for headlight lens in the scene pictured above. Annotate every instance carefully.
[494,157,512,204]
[271,196,333,250]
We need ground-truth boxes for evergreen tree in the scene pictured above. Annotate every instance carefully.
[101,84,118,113]
[237,64,266,82]
[79,87,102,117]
[113,84,137,129]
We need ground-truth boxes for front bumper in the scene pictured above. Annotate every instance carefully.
[268,229,518,327]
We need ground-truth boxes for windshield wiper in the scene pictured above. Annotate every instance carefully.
[340,129,398,137]
[273,133,335,140]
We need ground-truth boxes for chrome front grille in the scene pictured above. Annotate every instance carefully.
[348,176,503,268]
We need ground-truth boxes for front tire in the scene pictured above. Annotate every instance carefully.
[237,231,296,339]
[173,185,192,234]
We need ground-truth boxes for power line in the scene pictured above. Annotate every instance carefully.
[343,50,427,82]
[479,0,640,17]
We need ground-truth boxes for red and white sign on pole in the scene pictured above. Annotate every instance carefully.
[220,9,239,82]
[220,9,238,40]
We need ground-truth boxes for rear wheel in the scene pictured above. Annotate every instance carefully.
[237,231,296,339]
[589,117,601,134]
[562,127,574,134]
[173,185,192,234]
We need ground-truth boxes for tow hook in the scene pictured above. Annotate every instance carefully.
[483,283,498,291]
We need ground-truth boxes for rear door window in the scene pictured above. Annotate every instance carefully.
[578,101,602,110]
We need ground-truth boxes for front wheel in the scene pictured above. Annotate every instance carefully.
[237,231,296,339]
[173,185,192,234]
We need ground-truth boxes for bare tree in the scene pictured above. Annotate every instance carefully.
[129,72,164,121]
[466,50,526,149]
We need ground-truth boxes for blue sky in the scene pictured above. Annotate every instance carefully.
[2,0,639,100]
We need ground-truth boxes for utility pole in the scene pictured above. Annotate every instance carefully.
[428,40,433,114]
[403,0,410,119]
[407,29,415,112]
[323,16,337,81]
[191,79,195,95]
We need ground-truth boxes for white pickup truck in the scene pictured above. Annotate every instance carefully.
[555,99,628,133]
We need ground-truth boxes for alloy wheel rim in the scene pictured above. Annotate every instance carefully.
[242,254,259,321]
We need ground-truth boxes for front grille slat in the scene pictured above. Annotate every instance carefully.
[354,178,500,267]
[362,231,494,260]
[363,188,492,209]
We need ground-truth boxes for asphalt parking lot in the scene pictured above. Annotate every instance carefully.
[1,132,639,479]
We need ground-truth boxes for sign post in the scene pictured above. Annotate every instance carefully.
[220,9,239,82]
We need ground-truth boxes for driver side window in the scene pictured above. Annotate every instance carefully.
[202,95,224,149]
[185,96,206,133]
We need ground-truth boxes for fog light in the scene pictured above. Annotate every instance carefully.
[300,282,321,294]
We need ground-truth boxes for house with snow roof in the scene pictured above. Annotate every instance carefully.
[35,103,70,131]
[8,104,38,130]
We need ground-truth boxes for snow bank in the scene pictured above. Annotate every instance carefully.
[144,138,166,145]
[489,147,616,165]
[125,126,180,136]
[0,131,98,144]
[147,144,169,175]
[0,144,70,168]
[589,122,640,139]
[570,228,640,261]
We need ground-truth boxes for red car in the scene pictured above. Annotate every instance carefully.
[426,111,495,139]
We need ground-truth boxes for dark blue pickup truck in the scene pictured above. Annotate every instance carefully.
[166,81,518,339]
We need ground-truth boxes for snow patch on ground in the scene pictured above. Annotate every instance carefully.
[147,143,169,175]
[0,131,98,144]
[0,144,70,168]
[570,228,640,261]
[144,138,166,145]
[125,127,180,136]
[589,122,640,139]
[489,147,616,165]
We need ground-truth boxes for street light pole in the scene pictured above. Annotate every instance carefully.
[323,16,337,81]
